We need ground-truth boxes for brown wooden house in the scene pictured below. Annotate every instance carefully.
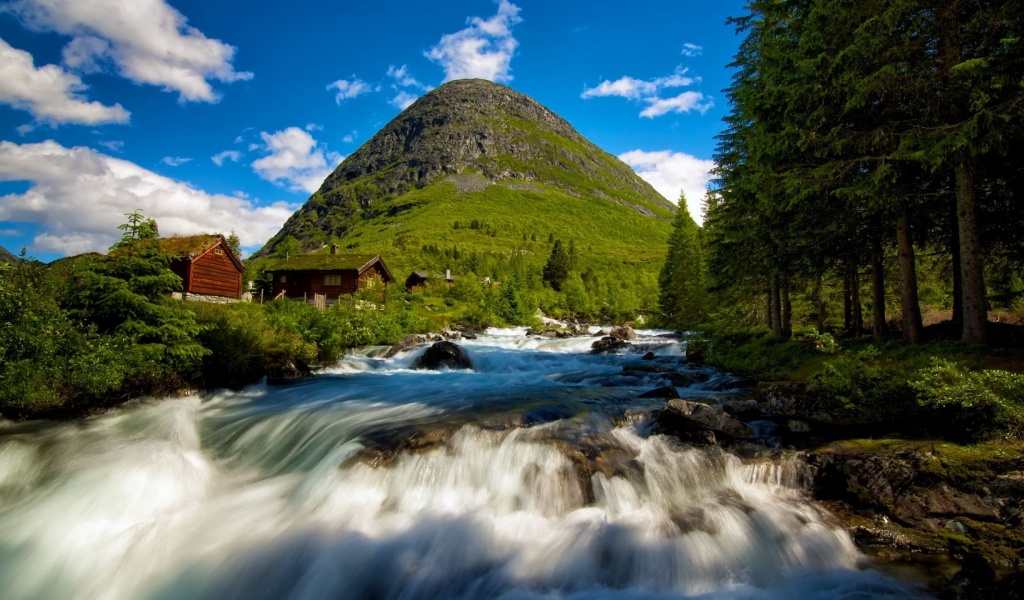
[160,234,244,300]
[265,251,395,301]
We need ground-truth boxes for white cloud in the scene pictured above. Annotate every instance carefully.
[341,130,357,144]
[211,150,241,166]
[0,140,294,255]
[9,0,252,103]
[618,149,716,225]
[160,156,191,166]
[425,0,522,82]
[390,90,418,110]
[0,37,130,126]
[581,67,696,100]
[681,42,703,57]
[326,75,373,103]
[384,64,431,110]
[251,127,342,193]
[582,66,708,119]
[98,140,124,152]
[640,91,713,118]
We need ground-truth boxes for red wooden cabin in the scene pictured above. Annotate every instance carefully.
[161,234,244,300]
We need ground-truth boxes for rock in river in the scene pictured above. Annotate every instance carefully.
[413,341,473,370]
[657,399,754,441]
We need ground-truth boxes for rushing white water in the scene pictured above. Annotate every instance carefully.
[0,329,929,599]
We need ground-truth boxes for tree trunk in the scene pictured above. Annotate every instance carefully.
[770,272,783,337]
[896,212,924,343]
[951,203,963,334]
[851,265,863,335]
[955,160,987,344]
[781,284,792,340]
[766,289,774,331]
[813,272,827,333]
[871,235,888,343]
[843,268,853,333]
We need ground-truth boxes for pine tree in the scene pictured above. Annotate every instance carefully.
[542,239,571,291]
[658,199,707,330]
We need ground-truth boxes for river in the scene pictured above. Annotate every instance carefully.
[0,328,930,599]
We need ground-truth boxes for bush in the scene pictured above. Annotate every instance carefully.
[910,358,1024,440]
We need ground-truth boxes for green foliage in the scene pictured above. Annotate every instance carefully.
[658,201,707,330]
[911,359,1024,439]
[542,239,571,291]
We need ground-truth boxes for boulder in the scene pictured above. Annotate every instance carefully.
[657,399,754,440]
[384,333,441,359]
[641,352,657,361]
[722,399,761,418]
[266,361,307,385]
[608,325,636,341]
[590,337,629,355]
[664,371,710,387]
[413,341,473,370]
[638,386,681,399]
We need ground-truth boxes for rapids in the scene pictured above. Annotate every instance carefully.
[0,328,930,599]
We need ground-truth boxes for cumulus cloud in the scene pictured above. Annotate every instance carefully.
[97,140,124,152]
[618,149,716,224]
[326,75,373,103]
[160,156,191,166]
[385,64,430,110]
[251,127,342,193]
[8,0,252,103]
[0,140,294,255]
[681,42,703,57]
[582,66,710,118]
[640,91,713,118]
[425,0,522,82]
[211,150,241,166]
[0,37,130,126]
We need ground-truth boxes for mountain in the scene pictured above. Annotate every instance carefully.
[256,79,675,286]
[0,245,17,265]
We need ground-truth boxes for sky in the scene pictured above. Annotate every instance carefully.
[0,0,747,262]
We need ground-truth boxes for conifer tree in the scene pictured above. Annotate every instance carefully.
[542,239,571,291]
[658,199,707,330]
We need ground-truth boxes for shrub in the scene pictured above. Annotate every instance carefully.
[910,358,1024,440]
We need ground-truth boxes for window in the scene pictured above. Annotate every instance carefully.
[324,274,342,286]
[214,248,223,256]
[279,275,286,283]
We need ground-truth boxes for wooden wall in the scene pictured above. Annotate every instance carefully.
[188,245,242,298]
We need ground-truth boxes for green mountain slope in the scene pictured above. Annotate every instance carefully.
[0,245,17,265]
[255,79,676,318]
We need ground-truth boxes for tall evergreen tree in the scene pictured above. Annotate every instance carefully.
[658,199,707,330]
[542,239,571,291]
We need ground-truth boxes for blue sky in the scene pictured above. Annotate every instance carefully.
[0,0,746,261]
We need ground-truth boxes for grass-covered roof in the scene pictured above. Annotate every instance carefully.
[263,253,383,273]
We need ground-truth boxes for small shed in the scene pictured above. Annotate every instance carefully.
[265,252,395,301]
[405,271,430,291]
[160,234,244,300]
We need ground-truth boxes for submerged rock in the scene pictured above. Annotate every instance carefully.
[414,341,473,370]
[638,386,680,399]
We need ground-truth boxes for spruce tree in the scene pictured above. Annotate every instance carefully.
[658,199,707,330]
[542,239,571,291]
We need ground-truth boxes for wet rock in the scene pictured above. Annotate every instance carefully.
[664,371,710,387]
[608,325,636,341]
[442,327,462,340]
[753,382,866,426]
[623,363,674,374]
[413,341,473,370]
[638,386,680,399]
[657,399,754,441]
[722,399,761,418]
[591,337,628,355]
[708,377,756,392]
[385,333,442,358]
[266,361,307,384]
[641,352,657,361]
[787,420,812,434]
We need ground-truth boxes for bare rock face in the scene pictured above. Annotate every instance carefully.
[413,341,473,370]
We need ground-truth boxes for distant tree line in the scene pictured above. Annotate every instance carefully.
[707,0,1024,343]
